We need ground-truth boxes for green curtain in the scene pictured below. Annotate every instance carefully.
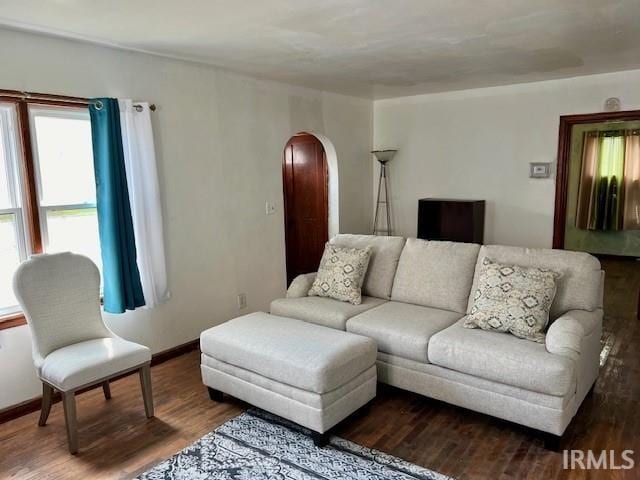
[89,98,145,313]
[596,135,624,230]
[576,132,625,231]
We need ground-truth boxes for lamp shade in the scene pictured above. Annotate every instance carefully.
[372,149,397,163]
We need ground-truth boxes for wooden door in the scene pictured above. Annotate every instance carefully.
[283,134,328,284]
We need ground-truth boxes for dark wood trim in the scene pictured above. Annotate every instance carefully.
[594,253,640,261]
[0,312,26,330]
[16,101,43,253]
[149,339,199,367]
[552,109,640,249]
[0,89,156,111]
[0,339,199,425]
[0,88,90,107]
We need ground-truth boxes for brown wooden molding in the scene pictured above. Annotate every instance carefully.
[0,313,27,330]
[150,339,199,367]
[0,338,199,425]
[16,101,44,253]
[552,109,640,249]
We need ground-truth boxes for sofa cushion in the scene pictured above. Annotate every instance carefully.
[347,301,462,362]
[469,245,602,320]
[391,239,480,313]
[330,234,405,300]
[270,296,386,330]
[428,319,576,397]
[200,313,377,394]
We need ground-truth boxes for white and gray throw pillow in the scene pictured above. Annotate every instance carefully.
[308,244,372,305]
[464,257,560,343]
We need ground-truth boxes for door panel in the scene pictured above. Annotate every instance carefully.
[283,134,328,284]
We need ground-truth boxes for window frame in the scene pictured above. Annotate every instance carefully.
[28,106,97,253]
[0,90,93,330]
[0,104,29,274]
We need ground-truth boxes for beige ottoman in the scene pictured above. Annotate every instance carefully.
[200,312,377,446]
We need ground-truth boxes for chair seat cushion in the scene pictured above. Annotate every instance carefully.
[428,319,576,396]
[270,296,386,330]
[346,302,462,362]
[40,337,151,391]
[200,312,377,394]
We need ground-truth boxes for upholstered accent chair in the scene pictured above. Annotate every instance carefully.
[13,252,154,454]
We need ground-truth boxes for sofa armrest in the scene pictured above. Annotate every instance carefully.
[546,309,603,361]
[286,272,317,298]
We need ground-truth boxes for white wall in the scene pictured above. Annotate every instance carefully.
[0,28,373,409]
[374,70,640,247]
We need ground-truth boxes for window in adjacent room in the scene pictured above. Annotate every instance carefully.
[0,102,99,318]
[575,129,640,231]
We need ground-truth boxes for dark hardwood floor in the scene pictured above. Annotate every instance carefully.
[1,258,638,479]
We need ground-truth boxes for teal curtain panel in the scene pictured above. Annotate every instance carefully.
[89,98,145,313]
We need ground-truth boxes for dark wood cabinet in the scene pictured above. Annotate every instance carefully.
[417,198,485,244]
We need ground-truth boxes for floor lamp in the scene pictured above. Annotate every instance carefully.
[372,149,397,235]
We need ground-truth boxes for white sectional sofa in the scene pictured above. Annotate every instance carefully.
[270,234,604,445]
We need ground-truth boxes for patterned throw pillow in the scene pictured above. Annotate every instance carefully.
[464,258,560,343]
[308,244,372,305]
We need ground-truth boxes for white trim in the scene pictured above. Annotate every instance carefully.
[0,17,217,71]
[0,104,28,261]
[304,132,340,238]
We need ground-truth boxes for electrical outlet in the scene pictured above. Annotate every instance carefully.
[237,293,247,310]
[265,201,276,215]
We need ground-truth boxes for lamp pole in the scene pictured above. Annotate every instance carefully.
[371,149,397,235]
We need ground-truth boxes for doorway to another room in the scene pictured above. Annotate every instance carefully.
[554,109,640,320]
[283,133,329,285]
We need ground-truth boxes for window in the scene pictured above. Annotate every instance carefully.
[0,99,99,322]
[0,105,27,315]
[29,108,101,269]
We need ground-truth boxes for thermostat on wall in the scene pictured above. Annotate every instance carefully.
[529,162,551,178]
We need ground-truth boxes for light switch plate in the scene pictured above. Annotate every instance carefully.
[237,293,247,310]
[265,201,276,215]
[530,162,551,178]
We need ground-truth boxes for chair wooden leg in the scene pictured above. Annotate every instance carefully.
[61,392,78,455]
[38,383,54,427]
[102,380,111,400]
[139,364,154,418]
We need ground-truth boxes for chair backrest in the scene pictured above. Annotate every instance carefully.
[13,252,111,364]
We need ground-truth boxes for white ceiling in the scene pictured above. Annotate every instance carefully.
[1,0,639,99]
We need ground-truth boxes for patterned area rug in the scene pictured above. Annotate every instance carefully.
[136,410,452,479]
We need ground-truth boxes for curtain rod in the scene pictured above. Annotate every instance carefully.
[0,89,156,112]
[587,129,640,137]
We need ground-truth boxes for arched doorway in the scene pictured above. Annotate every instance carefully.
[283,133,329,284]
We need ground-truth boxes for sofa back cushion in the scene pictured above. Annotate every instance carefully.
[391,239,481,313]
[330,234,405,299]
[468,245,603,320]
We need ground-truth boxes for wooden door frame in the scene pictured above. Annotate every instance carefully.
[552,109,640,249]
